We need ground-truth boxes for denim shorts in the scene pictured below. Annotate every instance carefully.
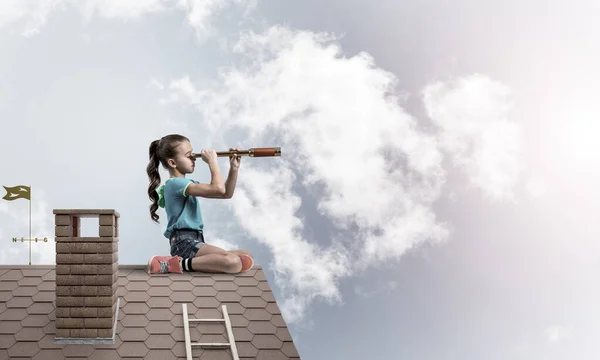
[170,229,206,258]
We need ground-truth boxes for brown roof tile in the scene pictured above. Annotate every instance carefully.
[146,349,177,360]
[33,348,65,360]
[0,292,13,302]
[275,328,293,342]
[62,344,95,357]
[123,291,150,302]
[229,314,250,327]
[193,296,220,308]
[12,286,38,297]
[191,277,217,286]
[1,320,22,334]
[214,281,238,291]
[8,341,41,357]
[234,277,260,286]
[237,341,259,357]
[146,308,173,321]
[0,264,301,359]
[192,286,218,297]
[217,291,243,302]
[281,342,301,357]
[31,291,55,302]
[244,308,273,321]
[253,334,284,349]
[0,334,17,349]
[146,320,175,335]
[232,327,254,341]
[146,334,176,349]
[237,285,263,297]
[15,327,46,341]
[118,327,150,341]
[147,296,173,308]
[171,291,196,303]
[241,296,268,308]
[196,322,225,335]
[257,349,293,360]
[116,341,149,357]
[170,281,195,291]
[248,320,278,335]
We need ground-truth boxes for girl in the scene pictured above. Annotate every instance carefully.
[146,134,254,274]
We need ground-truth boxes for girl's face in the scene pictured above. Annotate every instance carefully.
[171,141,195,174]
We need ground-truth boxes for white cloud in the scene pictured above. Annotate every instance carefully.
[545,325,572,343]
[0,0,66,37]
[158,25,453,323]
[354,280,398,298]
[79,0,172,22]
[526,176,548,198]
[205,236,239,251]
[422,74,522,202]
[0,0,253,39]
[176,0,256,41]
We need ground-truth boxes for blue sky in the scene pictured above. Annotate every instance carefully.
[0,1,598,359]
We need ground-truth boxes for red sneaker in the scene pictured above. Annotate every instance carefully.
[147,255,183,274]
[238,254,254,272]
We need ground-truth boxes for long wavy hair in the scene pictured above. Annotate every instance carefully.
[147,134,190,223]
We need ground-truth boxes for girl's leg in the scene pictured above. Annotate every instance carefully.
[190,244,251,273]
[228,249,253,258]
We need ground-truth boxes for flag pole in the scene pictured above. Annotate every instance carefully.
[29,185,31,265]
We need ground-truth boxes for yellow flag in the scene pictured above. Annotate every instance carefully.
[2,185,31,201]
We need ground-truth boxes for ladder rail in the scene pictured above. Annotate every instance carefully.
[182,304,193,360]
[223,305,240,360]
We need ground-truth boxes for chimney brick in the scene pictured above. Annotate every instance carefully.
[53,209,120,343]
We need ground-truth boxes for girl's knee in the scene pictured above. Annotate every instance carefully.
[224,254,242,272]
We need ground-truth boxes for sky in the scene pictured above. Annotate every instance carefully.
[0,0,599,359]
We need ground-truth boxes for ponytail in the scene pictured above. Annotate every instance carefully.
[146,134,190,224]
[147,139,161,223]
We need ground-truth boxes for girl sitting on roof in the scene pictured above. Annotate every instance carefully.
[145,134,254,275]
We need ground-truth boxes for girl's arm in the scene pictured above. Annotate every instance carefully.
[185,160,226,198]
[222,167,239,199]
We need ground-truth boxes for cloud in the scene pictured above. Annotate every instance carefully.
[354,280,398,298]
[205,236,239,251]
[545,325,572,343]
[0,0,254,39]
[0,0,65,37]
[176,0,257,41]
[158,25,453,324]
[526,176,548,198]
[79,0,172,21]
[422,74,522,202]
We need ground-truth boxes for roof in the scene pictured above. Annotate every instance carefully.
[0,264,301,359]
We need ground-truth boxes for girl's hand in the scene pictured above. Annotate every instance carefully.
[229,148,241,170]
[199,149,218,164]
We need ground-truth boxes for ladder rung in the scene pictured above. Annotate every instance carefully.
[189,319,225,322]
[193,342,231,348]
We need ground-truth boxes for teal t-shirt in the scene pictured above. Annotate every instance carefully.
[158,177,204,239]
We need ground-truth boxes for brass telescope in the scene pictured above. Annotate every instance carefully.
[191,147,281,159]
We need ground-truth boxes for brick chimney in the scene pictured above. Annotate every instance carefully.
[53,209,120,344]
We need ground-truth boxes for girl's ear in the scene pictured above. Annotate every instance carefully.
[167,158,176,168]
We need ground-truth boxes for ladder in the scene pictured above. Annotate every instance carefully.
[182,303,240,360]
